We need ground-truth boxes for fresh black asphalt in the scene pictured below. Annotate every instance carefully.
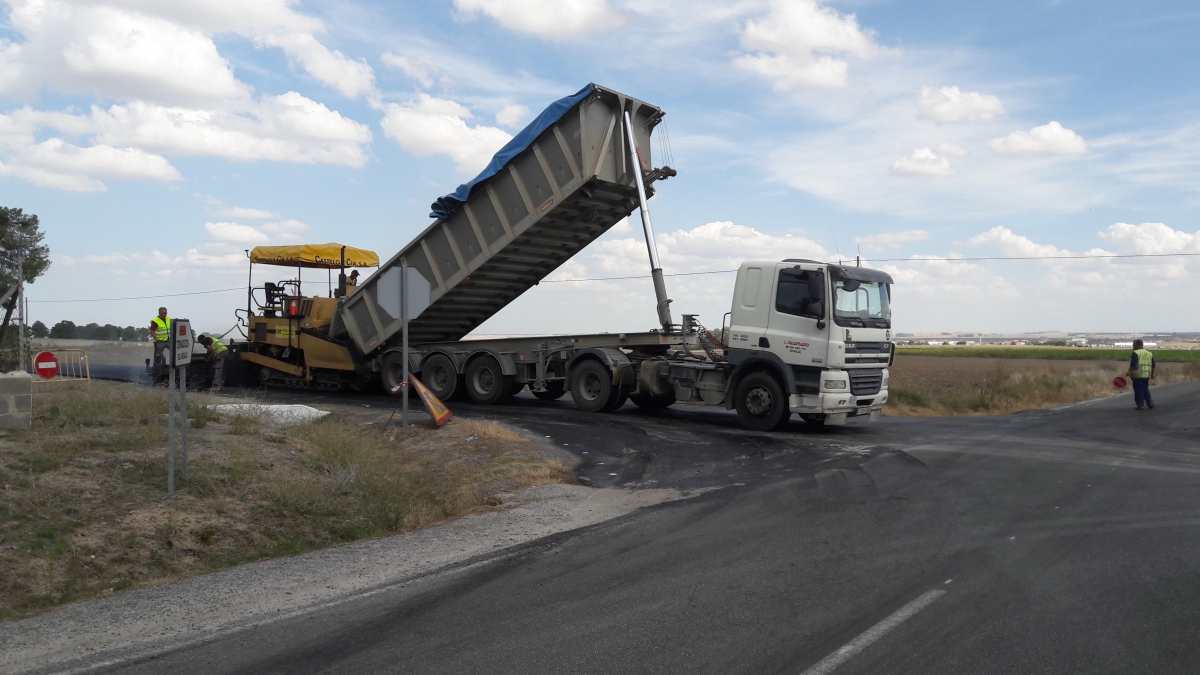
[87,380,1200,674]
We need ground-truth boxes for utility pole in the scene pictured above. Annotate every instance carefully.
[16,255,24,372]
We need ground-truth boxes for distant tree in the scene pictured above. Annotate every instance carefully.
[49,320,77,339]
[30,320,48,338]
[0,208,51,345]
[956,341,968,345]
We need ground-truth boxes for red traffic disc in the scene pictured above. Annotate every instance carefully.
[1113,376,1127,389]
[34,351,59,379]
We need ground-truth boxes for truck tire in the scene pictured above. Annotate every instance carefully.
[420,353,459,401]
[604,385,630,412]
[465,356,512,405]
[734,372,791,431]
[570,360,616,413]
[532,380,566,401]
[381,352,409,397]
[631,391,676,410]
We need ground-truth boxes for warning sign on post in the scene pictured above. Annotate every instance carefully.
[171,319,193,367]
[34,351,59,379]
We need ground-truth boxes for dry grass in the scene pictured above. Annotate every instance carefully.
[886,355,1200,416]
[0,383,568,621]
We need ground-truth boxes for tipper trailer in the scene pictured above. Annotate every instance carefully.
[232,84,895,430]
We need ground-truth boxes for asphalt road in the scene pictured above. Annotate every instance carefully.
[91,381,1200,674]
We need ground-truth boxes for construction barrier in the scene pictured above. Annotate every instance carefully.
[30,349,91,389]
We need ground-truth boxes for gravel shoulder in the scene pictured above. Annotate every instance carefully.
[1,482,705,675]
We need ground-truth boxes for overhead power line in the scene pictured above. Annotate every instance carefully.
[25,250,1200,301]
[30,287,243,303]
[541,250,1200,284]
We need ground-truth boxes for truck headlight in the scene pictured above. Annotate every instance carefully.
[882,372,889,388]
[823,380,848,390]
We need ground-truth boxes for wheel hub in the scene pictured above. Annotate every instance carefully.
[580,372,603,401]
[745,385,772,416]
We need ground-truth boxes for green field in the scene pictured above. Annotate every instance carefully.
[897,346,1200,362]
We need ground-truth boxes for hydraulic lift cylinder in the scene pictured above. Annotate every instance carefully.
[624,110,674,331]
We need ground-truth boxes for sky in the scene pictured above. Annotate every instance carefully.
[3,0,1200,337]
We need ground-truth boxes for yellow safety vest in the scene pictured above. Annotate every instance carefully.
[210,337,228,355]
[152,316,171,342]
[1133,349,1154,379]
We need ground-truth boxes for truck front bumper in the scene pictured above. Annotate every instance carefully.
[788,391,887,425]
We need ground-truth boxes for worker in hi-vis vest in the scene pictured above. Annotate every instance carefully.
[1127,338,1156,410]
[150,307,171,366]
[197,335,228,390]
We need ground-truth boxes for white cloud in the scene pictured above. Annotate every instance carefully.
[453,0,629,39]
[22,138,180,180]
[732,0,889,90]
[19,93,373,167]
[916,86,1005,124]
[988,121,1087,157]
[968,226,1069,257]
[0,1,376,191]
[1099,222,1200,254]
[258,32,375,100]
[495,103,529,128]
[855,230,930,252]
[380,94,511,174]
[380,53,436,88]
[260,219,311,242]
[2,0,374,103]
[3,3,250,106]
[935,142,969,158]
[214,206,279,220]
[891,147,955,177]
[205,221,270,244]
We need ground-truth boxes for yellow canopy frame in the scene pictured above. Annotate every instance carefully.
[249,244,379,269]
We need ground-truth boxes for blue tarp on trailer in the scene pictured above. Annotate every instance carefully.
[429,83,597,220]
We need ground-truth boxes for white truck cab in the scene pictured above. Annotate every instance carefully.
[724,259,893,428]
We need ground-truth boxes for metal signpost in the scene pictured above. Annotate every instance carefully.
[378,263,430,427]
[165,319,192,494]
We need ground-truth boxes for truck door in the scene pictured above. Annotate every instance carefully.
[765,263,829,368]
[727,264,771,350]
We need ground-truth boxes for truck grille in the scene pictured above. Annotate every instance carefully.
[844,342,890,354]
[849,369,883,396]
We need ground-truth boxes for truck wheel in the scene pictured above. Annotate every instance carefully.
[381,352,410,397]
[734,372,790,431]
[603,385,630,412]
[570,360,614,413]
[631,392,676,410]
[420,354,459,401]
[465,356,512,405]
[532,380,566,401]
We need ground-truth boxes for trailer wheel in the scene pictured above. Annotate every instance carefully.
[465,356,512,405]
[604,385,630,412]
[381,352,410,397]
[570,360,615,413]
[420,354,459,401]
[734,372,791,431]
[532,380,566,401]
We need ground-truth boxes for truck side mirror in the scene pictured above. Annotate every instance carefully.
[809,301,823,318]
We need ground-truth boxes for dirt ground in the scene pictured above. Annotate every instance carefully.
[0,382,570,621]
[886,355,1200,416]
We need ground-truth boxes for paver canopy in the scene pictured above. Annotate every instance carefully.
[249,244,379,269]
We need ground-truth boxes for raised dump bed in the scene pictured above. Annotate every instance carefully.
[335,83,667,353]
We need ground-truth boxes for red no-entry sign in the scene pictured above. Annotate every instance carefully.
[34,351,59,379]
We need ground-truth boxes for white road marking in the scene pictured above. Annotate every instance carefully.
[800,589,946,675]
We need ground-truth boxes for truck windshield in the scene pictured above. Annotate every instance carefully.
[833,280,891,328]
